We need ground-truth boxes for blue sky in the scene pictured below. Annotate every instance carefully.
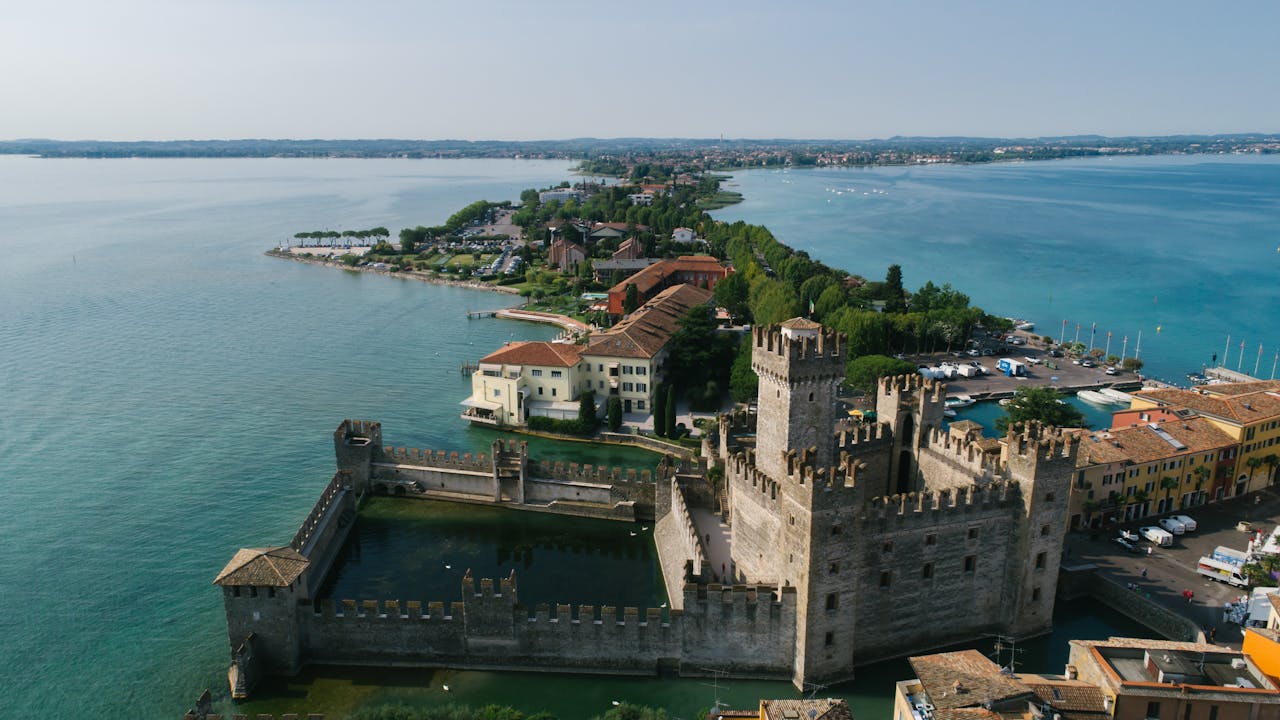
[2,0,1277,140]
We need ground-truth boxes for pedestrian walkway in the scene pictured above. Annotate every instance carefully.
[690,506,735,584]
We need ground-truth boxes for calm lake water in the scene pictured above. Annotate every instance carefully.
[6,154,1257,718]
[712,155,1280,384]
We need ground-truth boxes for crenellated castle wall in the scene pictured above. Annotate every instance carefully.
[298,573,795,679]
[653,480,708,610]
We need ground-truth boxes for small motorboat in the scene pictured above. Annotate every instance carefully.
[1077,390,1120,406]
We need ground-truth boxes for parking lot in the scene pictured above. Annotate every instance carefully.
[1066,486,1280,647]
[904,330,1145,399]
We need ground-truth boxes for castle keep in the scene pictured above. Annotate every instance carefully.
[214,319,1075,698]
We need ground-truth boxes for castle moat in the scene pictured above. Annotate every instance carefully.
[318,497,667,610]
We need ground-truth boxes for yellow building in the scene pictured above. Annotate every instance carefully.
[1070,416,1236,530]
[463,341,584,427]
[718,698,852,720]
[462,283,714,427]
[1131,380,1280,496]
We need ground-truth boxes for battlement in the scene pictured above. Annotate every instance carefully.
[534,460,655,485]
[1002,421,1079,465]
[461,568,518,599]
[290,471,351,553]
[681,582,796,624]
[862,479,1019,520]
[835,421,892,454]
[921,424,1001,478]
[334,419,381,446]
[878,374,946,403]
[750,324,845,383]
[382,446,491,472]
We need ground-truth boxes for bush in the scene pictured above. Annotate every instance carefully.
[1122,357,1145,371]
[527,415,595,436]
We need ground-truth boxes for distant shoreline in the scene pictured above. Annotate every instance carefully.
[265,250,521,296]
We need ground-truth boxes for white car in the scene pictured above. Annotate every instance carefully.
[1169,514,1197,532]
[1158,517,1187,534]
[1140,526,1174,546]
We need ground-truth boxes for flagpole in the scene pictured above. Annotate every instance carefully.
[1121,335,1128,361]
[1272,351,1278,381]
[1224,335,1231,369]
[1238,340,1246,372]
[1059,319,1067,347]
[1105,331,1112,359]
[1256,343,1264,378]
[1135,331,1142,360]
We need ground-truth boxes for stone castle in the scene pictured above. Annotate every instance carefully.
[213,319,1076,697]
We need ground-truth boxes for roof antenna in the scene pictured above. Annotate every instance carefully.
[803,680,829,699]
[701,667,729,715]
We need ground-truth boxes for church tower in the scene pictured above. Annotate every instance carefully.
[750,318,845,481]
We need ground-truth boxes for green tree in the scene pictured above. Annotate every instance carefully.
[664,305,733,394]
[578,390,597,429]
[1122,357,1144,371]
[1159,475,1180,513]
[665,384,678,438]
[652,382,667,437]
[994,386,1089,435]
[1264,453,1280,486]
[623,283,640,314]
[607,396,623,432]
[729,335,759,402]
[1246,456,1265,491]
[883,264,906,313]
[844,355,917,393]
[750,279,802,326]
[712,272,751,321]
[812,284,848,321]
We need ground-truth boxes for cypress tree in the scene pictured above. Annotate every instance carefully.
[665,385,678,439]
[652,383,666,437]
[607,396,623,432]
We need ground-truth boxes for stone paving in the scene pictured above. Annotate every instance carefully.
[1066,485,1280,648]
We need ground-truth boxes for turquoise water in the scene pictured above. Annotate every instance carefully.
[0,156,664,718]
[951,396,1118,435]
[0,154,1238,718]
[712,156,1280,384]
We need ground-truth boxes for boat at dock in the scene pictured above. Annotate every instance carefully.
[1077,389,1121,406]
[1097,387,1133,404]
[944,394,975,409]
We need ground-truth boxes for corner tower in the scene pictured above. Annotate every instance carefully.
[751,319,846,480]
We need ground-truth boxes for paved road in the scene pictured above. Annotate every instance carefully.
[1067,486,1280,647]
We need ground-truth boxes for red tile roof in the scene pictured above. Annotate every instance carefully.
[586,284,713,359]
[479,341,582,368]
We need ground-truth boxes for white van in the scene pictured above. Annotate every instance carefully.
[1158,517,1187,535]
[1140,526,1174,547]
[1169,514,1197,531]
[1197,556,1249,587]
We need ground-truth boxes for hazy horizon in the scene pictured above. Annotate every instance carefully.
[4,0,1278,141]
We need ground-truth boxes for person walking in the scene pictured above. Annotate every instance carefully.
[1141,567,1148,579]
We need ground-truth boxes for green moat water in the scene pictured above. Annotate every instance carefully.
[319,497,667,610]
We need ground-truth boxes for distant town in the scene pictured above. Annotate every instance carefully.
[4,133,1280,167]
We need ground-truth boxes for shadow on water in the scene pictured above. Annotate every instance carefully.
[319,497,666,611]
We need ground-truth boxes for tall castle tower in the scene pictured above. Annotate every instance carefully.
[750,319,845,479]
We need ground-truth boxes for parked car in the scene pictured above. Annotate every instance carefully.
[1105,367,1118,375]
[1080,359,1096,368]
[1119,529,1140,542]
[1140,526,1174,546]
[1114,537,1143,554]
[981,348,995,356]
[967,349,981,356]
[1169,514,1197,532]
[1158,517,1187,535]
